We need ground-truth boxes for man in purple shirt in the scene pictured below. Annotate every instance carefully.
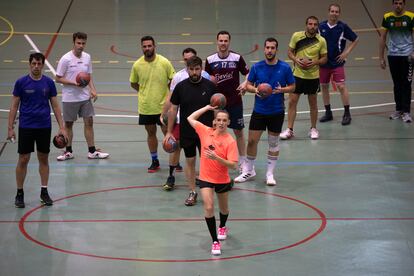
[7,53,66,208]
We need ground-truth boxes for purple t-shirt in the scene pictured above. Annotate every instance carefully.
[13,74,57,128]
[205,51,249,107]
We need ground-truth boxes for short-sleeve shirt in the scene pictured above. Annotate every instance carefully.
[170,68,210,92]
[169,68,210,123]
[382,11,414,56]
[319,20,358,68]
[205,51,249,107]
[13,74,57,128]
[289,31,328,79]
[195,122,238,184]
[56,51,93,102]
[248,60,295,115]
[129,54,175,115]
[170,78,216,141]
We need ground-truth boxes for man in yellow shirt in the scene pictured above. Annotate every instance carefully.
[281,16,327,140]
[130,36,175,172]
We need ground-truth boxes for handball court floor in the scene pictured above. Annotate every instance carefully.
[0,0,413,275]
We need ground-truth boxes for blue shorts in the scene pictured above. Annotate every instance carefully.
[225,104,244,130]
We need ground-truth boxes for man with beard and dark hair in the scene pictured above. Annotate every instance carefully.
[164,56,217,206]
[130,36,175,172]
[235,38,295,186]
[281,16,327,140]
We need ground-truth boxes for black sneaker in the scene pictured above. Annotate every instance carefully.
[184,191,198,206]
[163,176,175,191]
[15,193,25,208]
[341,114,352,126]
[40,192,53,206]
[148,159,160,173]
[319,112,333,123]
[175,163,183,172]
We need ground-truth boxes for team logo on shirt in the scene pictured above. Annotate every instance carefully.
[214,72,234,84]
[228,62,237,68]
[24,89,35,94]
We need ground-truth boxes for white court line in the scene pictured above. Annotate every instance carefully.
[24,34,57,76]
[1,101,411,118]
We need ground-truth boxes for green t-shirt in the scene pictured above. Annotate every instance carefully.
[289,31,327,79]
[382,11,414,56]
[129,54,175,115]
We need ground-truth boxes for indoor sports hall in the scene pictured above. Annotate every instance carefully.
[0,0,413,275]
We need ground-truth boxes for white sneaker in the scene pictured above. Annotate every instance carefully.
[234,170,256,183]
[238,159,246,174]
[389,111,402,120]
[280,128,294,140]
[266,175,277,186]
[88,150,109,159]
[402,112,412,123]
[57,151,74,161]
[308,128,319,140]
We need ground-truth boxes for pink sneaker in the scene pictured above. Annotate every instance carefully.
[211,241,221,255]
[218,227,228,240]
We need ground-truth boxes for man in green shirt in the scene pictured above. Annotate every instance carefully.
[130,36,175,172]
[379,0,413,123]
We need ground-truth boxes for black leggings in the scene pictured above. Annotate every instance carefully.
[388,56,412,113]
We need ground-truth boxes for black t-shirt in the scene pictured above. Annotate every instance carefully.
[170,78,217,141]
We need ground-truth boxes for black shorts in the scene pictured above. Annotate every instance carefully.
[18,128,51,154]
[198,179,233,193]
[138,114,162,125]
[294,77,320,95]
[249,112,285,133]
[225,104,244,130]
[181,137,201,158]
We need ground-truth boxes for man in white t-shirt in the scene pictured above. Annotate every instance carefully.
[160,48,210,191]
[55,32,109,161]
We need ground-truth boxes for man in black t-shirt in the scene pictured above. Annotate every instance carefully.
[164,56,217,206]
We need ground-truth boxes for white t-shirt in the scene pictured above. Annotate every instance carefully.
[169,68,210,123]
[56,50,93,102]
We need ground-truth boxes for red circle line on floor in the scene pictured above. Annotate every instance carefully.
[19,185,327,262]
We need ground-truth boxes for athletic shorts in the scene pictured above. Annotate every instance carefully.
[225,104,244,130]
[293,77,320,95]
[138,114,162,126]
[18,128,51,154]
[198,178,233,193]
[62,100,95,122]
[181,137,201,158]
[319,66,346,84]
[172,123,180,140]
[249,112,285,133]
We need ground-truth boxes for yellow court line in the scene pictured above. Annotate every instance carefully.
[0,15,14,46]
